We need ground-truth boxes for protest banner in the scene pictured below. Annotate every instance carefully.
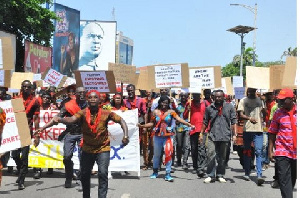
[42,67,67,88]
[24,41,52,74]
[53,4,80,77]
[0,69,11,87]
[0,37,14,70]
[189,66,222,89]
[269,65,285,90]
[74,70,116,93]
[232,76,243,88]
[28,110,67,168]
[10,72,34,89]
[282,56,297,89]
[223,77,234,95]
[108,62,136,84]
[0,99,31,154]
[28,109,140,174]
[234,87,246,99]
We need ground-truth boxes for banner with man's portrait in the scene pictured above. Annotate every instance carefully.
[53,3,80,77]
[79,21,117,71]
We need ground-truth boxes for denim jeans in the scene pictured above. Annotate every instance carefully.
[80,151,110,198]
[276,156,297,198]
[206,137,229,178]
[243,132,263,177]
[262,132,270,165]
[63,134,82,181]
[175,130,190,166]
[153,136,173,174]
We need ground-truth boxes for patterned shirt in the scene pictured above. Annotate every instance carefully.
[175,103,189,132]
[268,107,297,159]
[75,108,122,153]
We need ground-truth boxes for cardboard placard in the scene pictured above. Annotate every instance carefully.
[74,70,116,93]
[223,77,233,95]
[269,65,285,90]
[0,69,11,87]
[41,67,67,88]
[146,63,189,89]
[246,66,270,89]
[189,66,222,89]
[136,66,149,90]
[10,72,34,89]
[0,99,31,154]
[108,63,136,84]
[0,37,14,70]
[282,56,297,89]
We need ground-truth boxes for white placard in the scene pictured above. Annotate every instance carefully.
[234,87,245,99]
[64,77,76,87]
[33,73,42,82]
[0,100,22,153]
[233,76,243,88]
[0,70,4,86]
[43,68,64,87]
[189,68,215,89]
[188,80,202,93]
[221,78,227,94]
[0,39,2,69]
[80,71,110,92]
[155,64,182,88]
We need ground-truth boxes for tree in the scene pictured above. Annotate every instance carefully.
[0,0,57,71]
[281,47,297,59]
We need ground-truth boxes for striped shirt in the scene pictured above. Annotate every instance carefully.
[268,107,297,159]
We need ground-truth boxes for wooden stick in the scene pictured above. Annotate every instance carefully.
[188,92,192,122]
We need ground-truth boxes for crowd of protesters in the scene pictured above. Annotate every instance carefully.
[0,80,297,198]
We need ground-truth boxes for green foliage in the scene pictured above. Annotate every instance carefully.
[0,0,57,71]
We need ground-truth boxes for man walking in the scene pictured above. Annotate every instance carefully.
[200,90,237,183]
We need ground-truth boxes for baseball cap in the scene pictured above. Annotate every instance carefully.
[277,88,294,99]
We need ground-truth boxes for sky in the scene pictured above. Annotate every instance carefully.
[54,0,296,68]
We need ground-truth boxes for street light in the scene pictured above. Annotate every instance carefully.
[227,25,255,76]
[230,3,257,66]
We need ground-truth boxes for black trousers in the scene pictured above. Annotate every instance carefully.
[12,146,30,184]
[276,156,297,198]
[190,133,207,174]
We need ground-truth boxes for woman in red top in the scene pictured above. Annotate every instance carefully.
[111,93,127,111]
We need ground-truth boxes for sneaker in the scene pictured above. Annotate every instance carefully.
[197,172,207,178]
[18,183,25,190]
[164,174,174,182]
[150,172,158,179]
[182,164,188,170]
[65,179,72,188]
[33,171,41,179]
[242,175,250,181]
[271,180,279,188]
[257,177,265,186]
[204,177,212,183]
[218,177,226,183]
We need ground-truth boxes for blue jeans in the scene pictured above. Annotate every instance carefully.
[243,132,263,177]
[80,151,110,198]
[63,134,82,180]
[153,136,173,174]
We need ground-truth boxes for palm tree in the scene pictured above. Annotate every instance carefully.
[281,47,297,59]
[232,47,257,66]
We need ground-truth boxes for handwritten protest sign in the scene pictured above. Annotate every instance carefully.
[74,70,116,93]
[154,64,182,88]
[189,67,215,89]
[0,99,31,154]
[234,87,246,99]
[42,67,66,88]
[108,63,136,84]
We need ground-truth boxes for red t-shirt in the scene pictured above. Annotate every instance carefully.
[184,100,206,135]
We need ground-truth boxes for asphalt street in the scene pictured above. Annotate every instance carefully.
[0,152,297,198]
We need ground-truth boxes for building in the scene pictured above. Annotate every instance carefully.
[116,31,134,65]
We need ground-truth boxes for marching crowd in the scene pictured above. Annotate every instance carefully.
[0,80,297,198]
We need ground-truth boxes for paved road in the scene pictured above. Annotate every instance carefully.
[0,152,297,198]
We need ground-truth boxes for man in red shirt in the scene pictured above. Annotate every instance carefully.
[12,80,40,190]
[184,93,207,177]
[269,88,297,198]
